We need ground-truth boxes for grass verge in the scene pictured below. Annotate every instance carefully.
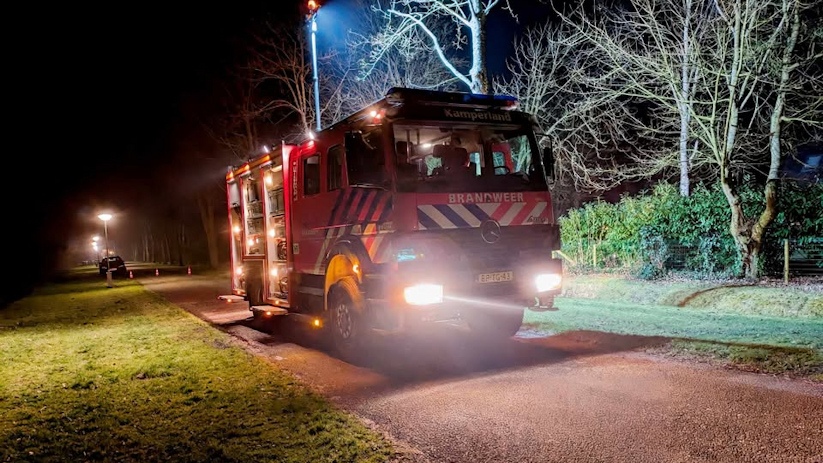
[0,280,392,462]
[563,274,822,318]
[524,298,823,380]
[655,340,823,379]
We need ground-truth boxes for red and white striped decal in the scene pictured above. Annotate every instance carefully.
[310,189,394,274]
[416,192,551,230]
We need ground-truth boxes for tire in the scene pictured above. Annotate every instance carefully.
[467,308,524,339]
[246,275,265,307]
[328,279,364,356]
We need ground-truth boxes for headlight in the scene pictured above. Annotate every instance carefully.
[535,273,562,293]
[403,284,443,306]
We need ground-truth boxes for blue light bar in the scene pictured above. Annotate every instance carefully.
[385,87,518,109]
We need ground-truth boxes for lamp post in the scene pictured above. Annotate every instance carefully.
[98,213,113,287]
[308,0,321,132]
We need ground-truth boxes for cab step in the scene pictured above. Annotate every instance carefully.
[217,295,245,303]
[250,305,289,316]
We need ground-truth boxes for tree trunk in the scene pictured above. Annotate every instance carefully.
[177,223,185,266]
[678,0,693,196]
[198,193,220,269]
[469,7,489,94]
[733,0,798,279]
[164,233,171,264]
[678,105,690,196]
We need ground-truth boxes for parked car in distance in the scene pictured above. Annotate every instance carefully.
[99,256,127,277]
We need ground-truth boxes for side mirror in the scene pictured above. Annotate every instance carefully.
[541,144,555,181]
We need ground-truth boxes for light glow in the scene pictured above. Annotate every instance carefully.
[247,239,254,246]
[396,248,419,262]
[422,143,432,149]
[235,267,243,276]
[233,225,241,234]
[92,236,99,242]
[313,318,322,327]
[265,175,272,185]
[535,273,562,293]
[97,213,112,222]
[263,145,270,153]
[269,229,275,237]
[352,264,360,274]
[403,284,444,306]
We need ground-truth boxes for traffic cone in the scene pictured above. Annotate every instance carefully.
[155,268,160,276]
[129,271,133,279]
[187,266,192,275]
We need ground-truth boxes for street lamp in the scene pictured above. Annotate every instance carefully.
[308,0,321,132]
[98,213,113,286]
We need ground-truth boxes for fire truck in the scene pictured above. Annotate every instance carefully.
[224,88,562,350]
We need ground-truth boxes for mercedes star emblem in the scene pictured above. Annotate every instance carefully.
[480,220,502,244]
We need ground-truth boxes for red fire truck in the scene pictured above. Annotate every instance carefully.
[225,88,562,350]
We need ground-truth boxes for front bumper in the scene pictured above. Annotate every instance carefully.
[367,257,563,326]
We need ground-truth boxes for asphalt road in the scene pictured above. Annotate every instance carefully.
[141,274,823,463]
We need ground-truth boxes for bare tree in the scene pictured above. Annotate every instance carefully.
[552,0,714,195]
[250,5,460,136]
[502,0,820,276]
[335,4,463,114]
[687,0,820,278]
[496,20,672,193]
[366,0,517,93]
[197,193,220,269]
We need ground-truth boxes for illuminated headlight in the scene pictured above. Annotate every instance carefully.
[403,284,443,306]
[535,273,562,293]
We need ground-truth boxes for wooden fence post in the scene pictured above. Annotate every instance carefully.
[592,243,597,268]
[784,239,790,284]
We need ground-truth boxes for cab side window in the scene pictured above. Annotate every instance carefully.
[345,128,386,186]
[303,155,320,196]
[328,145,344,191]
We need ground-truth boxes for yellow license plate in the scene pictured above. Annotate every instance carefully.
[477,271,514,284]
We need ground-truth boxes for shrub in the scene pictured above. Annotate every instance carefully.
[558,180,822,278]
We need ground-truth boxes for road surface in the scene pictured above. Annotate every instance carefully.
[142,274,823,463]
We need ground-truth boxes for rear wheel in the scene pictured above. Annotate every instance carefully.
[246,276,265,308]
[467,308,524,339]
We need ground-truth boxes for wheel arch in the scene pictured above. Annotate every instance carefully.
[323,237,370,312]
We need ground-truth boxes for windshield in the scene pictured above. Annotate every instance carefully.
[393,122,546,193]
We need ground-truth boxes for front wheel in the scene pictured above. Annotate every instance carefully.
[328,279,364,356]
[467,308,524,339]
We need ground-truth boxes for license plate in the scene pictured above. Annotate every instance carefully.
[477,271,514,284]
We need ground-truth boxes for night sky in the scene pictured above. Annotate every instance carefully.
[4,0,551,303]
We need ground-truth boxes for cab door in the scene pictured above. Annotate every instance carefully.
[291,140,345,277]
